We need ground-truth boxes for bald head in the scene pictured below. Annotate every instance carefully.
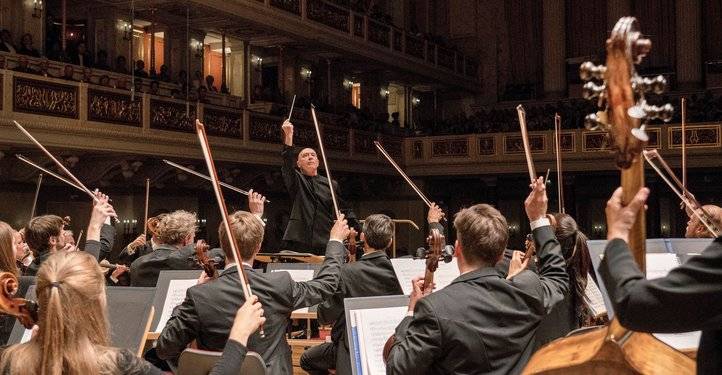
[297,148,319,176]
[685,205,722,238]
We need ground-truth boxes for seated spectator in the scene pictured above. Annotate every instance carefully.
[61,65,75,81]
[390,112,400,127]
[17,33,40,57]
[81,67,93,83]
[149,80,160,95]
[70,42,92,67]
[115,55,129,74]
[99,75,111,87]
[220,83,229,94]
[94,49,110,71]
[158,64,171,82]
[37,58,50,77]
[0,29,16,53]
[134,60,148,78]
[206,75,218,92]
[12,56,36,74]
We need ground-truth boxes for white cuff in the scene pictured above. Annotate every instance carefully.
[530,217,551,230]
[104,217,111,225]
[406,310,414,317]
[254,213,266,227]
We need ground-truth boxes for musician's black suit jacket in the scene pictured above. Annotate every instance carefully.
[385,225,569,375]
[129,244,198,287]
[155,240,346,375]
[281,145,335,254]
[316,250,403,374]
[600,237,722,375]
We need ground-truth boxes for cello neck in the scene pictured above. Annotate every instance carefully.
[422,269,435,291]
[621,158,646,273]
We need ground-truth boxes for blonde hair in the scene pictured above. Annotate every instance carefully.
[0,222,19,277]
[156,210,197,246]
[219,211,264,261]
[0,251,122,375]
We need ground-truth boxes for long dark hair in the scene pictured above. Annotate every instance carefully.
[552,213,593,326]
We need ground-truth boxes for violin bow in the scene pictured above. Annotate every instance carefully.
[143,178,150,239]
[310,104,341,219]
[554,113,565,213]
[374,141,433,208]
[681,98,687,196]
[13,121,99,203]
[16,155,86,195]
[74,229,84,251]
[29,173,43,220]
[195,119,263,335]
[517,105,537,184]
[162,159,269,203]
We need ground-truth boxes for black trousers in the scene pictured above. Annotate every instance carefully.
[300,342,336,375]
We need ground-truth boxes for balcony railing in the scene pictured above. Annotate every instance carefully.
[261,0,477,78]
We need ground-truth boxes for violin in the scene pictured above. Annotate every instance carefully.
[194,240,218,279]
[0,272,38,329]
[346,229,358,263]
[382,228,445,362]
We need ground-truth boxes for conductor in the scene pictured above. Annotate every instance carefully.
[281,119,337,255]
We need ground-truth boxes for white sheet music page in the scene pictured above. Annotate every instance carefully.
[354,306,408,375]
[645,253,681,280]
[154,278,198,332]
[271,269,315,313]
[391,258,460,295]
[583,273,607,318]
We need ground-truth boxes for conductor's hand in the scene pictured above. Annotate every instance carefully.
[606,187,649,244]
[427,203,445,224]
[329,214,350,242]
[524,176,548,222]
[282,119,294,146]
[228,296,266,346]
[248,189,266,216]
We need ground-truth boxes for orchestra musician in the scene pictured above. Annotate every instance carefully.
[385,177,569,374]
[685,204,721,238]
[600,186,722,375]
[0,221,35,344]
[128,210,200,287]
[22,215,69,276]
[300,213,405,375]
[0,250,265,375]
[281,119,338,254]
[154,192,349,375]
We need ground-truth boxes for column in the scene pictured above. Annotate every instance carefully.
[244,41,252,102]
[542,0,566,98]
[676,0,702,88]
[607,0,631,30]
[227,40,245,97]
[278,46,285,95]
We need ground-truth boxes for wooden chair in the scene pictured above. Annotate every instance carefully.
[176,348,266,375]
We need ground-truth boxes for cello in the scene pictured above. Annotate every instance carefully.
[194,240,219,279]
[522,17,693,374]
[0,272,38,329]
[382,228,445,362]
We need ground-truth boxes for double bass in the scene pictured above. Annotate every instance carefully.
[522,17,693,374]
[382,228,445,362]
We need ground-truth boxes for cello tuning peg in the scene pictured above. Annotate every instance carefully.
[634,75,667,94]
[633,38,652,62]
[642,103,675,122]
[631,125,649,142]
[582,81,606,100]
[584,113,602,131]
[627,105,646,119]
[579,61,606,81]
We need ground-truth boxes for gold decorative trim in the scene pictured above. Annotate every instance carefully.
[668,124,721,149]
[503,134,546,155]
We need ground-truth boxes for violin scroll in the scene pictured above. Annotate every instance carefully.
[194,240,218,279]
[0,272,38,329]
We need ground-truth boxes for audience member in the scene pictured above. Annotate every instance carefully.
[206,75,218,92]
[17,33,40,57]
[71,42,93,67]
[94,49,110,71]
[115,55,129,74]
[134,60,148,78]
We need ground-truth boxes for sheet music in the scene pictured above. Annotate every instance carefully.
[654,331,700,350]
[271,269,315,313]
[353,306,408,375]
[154,278,198,332]
[20,328,32,343]
[391,258,460,295]
[646,253,681,280]
[583,273,607,318]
